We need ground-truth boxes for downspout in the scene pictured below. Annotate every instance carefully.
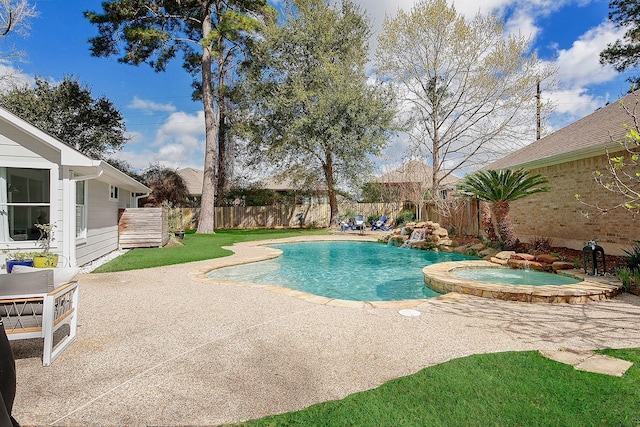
[134,192,151,207]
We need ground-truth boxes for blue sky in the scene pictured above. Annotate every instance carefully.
[1,0,636,174]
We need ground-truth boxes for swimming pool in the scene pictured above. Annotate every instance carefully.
[207,241,476,301]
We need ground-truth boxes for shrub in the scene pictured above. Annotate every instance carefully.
[623,240,640,271]
[395,210,415,227]
[465,248,480,257]
[616,266,640,292]
[529,236,552,254]
[617,266,633,292]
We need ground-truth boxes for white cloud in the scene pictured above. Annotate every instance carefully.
[546,88,601,124]
[153,110,204,147]
[128,96,176,113]
[504,9,539,41]
[113,110,206,171]
[554,22,623,88]
[124,130,144,144]
[538,21,628,126]
[0,62,33,89]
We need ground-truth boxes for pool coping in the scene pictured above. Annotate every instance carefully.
[422,260,623,303]
[190,233,435,309]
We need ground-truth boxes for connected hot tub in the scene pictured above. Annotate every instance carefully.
[423,260,623,303]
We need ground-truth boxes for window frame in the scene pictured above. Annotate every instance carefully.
[75,179,87,241]
[0,164,57,249]
[108,184,119,202]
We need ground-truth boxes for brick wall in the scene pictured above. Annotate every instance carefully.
[509,151,640,256]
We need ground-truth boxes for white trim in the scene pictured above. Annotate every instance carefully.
[517,142,621,170]
[0,164,58,250]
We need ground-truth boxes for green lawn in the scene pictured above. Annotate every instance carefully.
[234,348,640,426]
[92,229,330,273]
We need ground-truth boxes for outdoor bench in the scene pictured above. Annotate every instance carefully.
[0,269,79,366]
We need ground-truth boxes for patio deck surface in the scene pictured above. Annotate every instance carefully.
[10,234,640,426]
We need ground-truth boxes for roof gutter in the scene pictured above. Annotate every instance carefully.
[70,167,103,182]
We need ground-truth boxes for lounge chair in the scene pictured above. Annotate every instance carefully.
[353,216,366,231]
[339,217,354,232]
[371,216,393,231]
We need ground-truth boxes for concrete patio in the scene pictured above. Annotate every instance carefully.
[10,235,640,426]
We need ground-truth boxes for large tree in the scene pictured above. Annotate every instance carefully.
[0,76,127,159]
[239,0,396,225]
[140,163,190,207]
[375,0,553,199]
[600,0,640,86]
[457,168,550,249]
[85,0,275,233]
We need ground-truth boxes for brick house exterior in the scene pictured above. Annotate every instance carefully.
[486,91,640,256]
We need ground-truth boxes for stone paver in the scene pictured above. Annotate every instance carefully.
[540,349,634,376]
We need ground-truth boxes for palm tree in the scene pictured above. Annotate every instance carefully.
[457,168,551,249]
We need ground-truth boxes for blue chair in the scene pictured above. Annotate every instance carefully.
[353,215,366,231]
[371,216,393,231]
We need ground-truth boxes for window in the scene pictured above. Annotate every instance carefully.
[76,180,86,239]
[109,185,119,201]
[0,167,51,242]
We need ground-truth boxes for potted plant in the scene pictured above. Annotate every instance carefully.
[2,249,35,273]
[33,223,59,268]
[169,207,185,239]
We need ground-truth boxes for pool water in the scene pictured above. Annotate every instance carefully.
[451,267,581,286]
[207,241,476,301]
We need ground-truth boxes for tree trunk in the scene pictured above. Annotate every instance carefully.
[197,6,218,234]
[216,97,227,206]
[481,203,498,242]
[432,127,440,202]
[324,151,338,227]
[491,201,519,249]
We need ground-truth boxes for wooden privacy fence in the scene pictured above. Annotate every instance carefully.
[423,199,480,236]
[178,199,481,235]
[118,207,169,248]
[212,204,331,228]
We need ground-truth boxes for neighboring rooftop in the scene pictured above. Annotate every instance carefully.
[177,167,204,196]
[260,174,328,192]
[377,160,459,188]
[486,90,639,170]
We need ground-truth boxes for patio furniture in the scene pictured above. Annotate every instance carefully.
[371,216,393,231]
[353,216,366,232]
[0,269,79,366]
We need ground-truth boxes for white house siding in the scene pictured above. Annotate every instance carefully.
[75,180,121,266]
[0,136,65,260]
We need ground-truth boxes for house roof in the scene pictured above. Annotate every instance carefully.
[260,174,328,192]
[177,167,204,196]
[486,90,639,170]
[0,107,150,194]
[377,160,459,188]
